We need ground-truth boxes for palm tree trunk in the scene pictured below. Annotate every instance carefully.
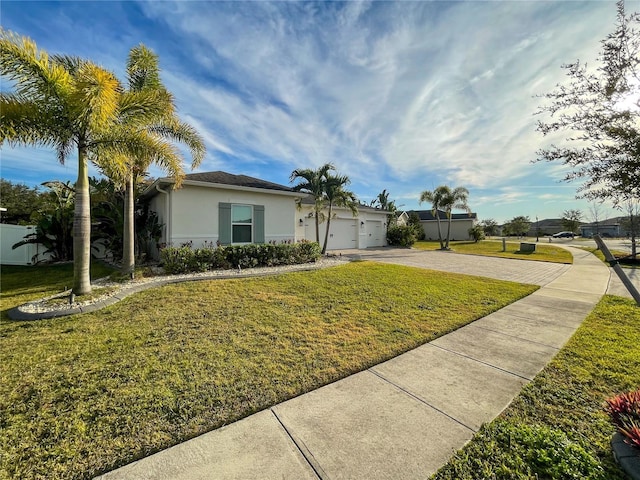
[73,145,92,295]
[122,174,135,278]
[314,203,321,243]
[435,215,444,249]
[322,203,333,254]
[445,212,453,249]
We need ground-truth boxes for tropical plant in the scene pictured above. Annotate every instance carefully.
[321,173,358,254]
[443,186,471,249]
[419,186,451,249]
[11,181,74,262]
[370,189,398,228]
[0,30,175,294]
[468,224,485,243]
[290,163,334,243]
[96,44,205,277]
[419,185,471,249]
[386,224,418,247]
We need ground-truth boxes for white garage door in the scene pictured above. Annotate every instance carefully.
[366,220,384,247]
[325,218,358,250]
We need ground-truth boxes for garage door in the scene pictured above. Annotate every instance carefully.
[325,218,358,250]
[366,220,384,247]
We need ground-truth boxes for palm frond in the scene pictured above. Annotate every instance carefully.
[0,28,72,102]
[127,44,162,92]
[70,62,122,134]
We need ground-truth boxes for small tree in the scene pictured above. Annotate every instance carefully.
[504,216,531,237]
[620,197,639,258]
[588,202,606,237]
[480,218,499,237]
[536,1,640,204]
[468,224,485,243]
[561,209,583,234]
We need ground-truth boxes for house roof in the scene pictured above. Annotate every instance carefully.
[142,171,300,197]
[407,209,477,221]
[298,196,389,213]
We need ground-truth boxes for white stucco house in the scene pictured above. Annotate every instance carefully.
[142,171,389,255]
[407,209,477,241]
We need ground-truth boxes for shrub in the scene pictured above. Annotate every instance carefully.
[605,389,640,449]
[468,224,485,243]
[160,241,321,274]
[436,421,604,480]
[386,224,418,247]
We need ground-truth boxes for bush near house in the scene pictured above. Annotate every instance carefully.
[386,224,419,247]
[160,241,322,274]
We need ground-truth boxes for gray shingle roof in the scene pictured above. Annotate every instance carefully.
[180,171,294,192]
[407,209,477,221]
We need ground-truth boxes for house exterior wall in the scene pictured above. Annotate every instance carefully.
[152,185,297,248]
[297,205,389,249]
[421,219,474,241]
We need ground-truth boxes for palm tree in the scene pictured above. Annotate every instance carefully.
[98,45,205,278]
[1,30,124,294]
[371,189,398,229]
[290,163,335,243]
[443,186,471,249]
[419,185,451,249]
[321,173,358,254]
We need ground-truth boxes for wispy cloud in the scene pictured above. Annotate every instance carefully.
[0,0,622,221]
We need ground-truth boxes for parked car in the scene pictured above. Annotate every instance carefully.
[552,231,575,238]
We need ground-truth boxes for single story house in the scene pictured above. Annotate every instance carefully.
[406,210,477,241]
[142,171,303,252]
[526,218,566,237]
[142,171,389,255]
[580,217,625,238]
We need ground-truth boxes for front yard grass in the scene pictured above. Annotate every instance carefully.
[0,261,537,479]
[414,240,573,264]
[431,295,640,480]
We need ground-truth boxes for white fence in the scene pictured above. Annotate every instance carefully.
[0,224,53,265]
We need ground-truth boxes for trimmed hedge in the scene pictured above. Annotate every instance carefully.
[160,241,322,274]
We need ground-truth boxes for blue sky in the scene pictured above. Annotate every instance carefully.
[0,0,634,223]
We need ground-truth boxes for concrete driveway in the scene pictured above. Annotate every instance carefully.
[337,247,570,287]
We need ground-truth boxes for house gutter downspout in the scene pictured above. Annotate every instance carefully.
[155,183,171,247]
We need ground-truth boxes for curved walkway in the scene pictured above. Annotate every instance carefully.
[97,246,610,480]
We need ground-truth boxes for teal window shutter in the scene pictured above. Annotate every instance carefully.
[219,203,231,245]
[254,205,265,243]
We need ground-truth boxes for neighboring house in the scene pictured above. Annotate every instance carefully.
[297,198,389,250]
[527,218,566,237]
[407,210,477,241]
[142,171,304,253]
[142,171,389,256]
[580,217,625,238]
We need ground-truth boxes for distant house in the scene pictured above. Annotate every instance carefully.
[406,210,477,241]
[580,217,625,238]
[142,171,389,257]
[527,218,566,237]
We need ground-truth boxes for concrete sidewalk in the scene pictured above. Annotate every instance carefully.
[97,246,610,480]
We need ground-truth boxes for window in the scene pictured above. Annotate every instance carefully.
[232,204,253,243]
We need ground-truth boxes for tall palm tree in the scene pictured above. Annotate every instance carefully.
[290,163,335,243]
[321,173,358,254]
[98,45,205,277]
[1,30,123,294]
[419,185,451,249]
[443,186,471,249]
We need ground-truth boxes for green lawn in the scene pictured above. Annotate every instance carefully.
[414,240,573,264]
[0,261,536,479]
[431,295,640,480]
